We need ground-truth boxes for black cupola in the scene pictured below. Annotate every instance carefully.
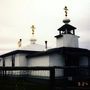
[58,24,76,35]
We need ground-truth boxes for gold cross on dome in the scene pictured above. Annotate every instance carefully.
[31,25,35,35]
[64,6,68,17]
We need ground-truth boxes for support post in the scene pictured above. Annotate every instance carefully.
[50,67,55,90]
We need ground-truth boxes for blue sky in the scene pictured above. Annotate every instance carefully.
[0,0,90,54]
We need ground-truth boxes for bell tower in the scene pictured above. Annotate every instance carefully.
[55,6,79,48]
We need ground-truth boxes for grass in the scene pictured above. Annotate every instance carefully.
[0,77,49,90]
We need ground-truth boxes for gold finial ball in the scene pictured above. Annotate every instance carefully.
[63,19,70,24]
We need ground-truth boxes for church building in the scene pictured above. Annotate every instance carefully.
[0,6,90,77]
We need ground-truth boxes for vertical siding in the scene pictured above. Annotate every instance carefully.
[5,56,12,66]
[14,54,28,75]
[28,56,49,67]
[15,54,27,67]
[0,58,3,66]
[79,56,88,66]
[49,54,65,77]
[28,56,49,76]
[56,34,79,48]
[79,56,88,76]
[88,56,90,67]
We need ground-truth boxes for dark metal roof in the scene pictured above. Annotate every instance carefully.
[0,47,90,58]
[26,47,90,58]
[0,50,40,57]
[55,35,63,38]
[58,24,76,31]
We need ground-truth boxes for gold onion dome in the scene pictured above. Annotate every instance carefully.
[63,19,70,24]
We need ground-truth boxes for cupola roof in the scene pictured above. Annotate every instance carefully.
[58,24,76,31]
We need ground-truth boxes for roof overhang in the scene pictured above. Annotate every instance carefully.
[26,47,90,58]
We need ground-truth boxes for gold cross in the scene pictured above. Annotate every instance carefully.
[31,25,35,35]
[64,6,68,17]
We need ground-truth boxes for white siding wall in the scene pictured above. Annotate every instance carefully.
[0,58,3,66]
[56,34,79,48]
[1,54,28,67]
[49,54,65,77]
[15,54,20,66]
[28,56,49,67]
[13,54,28,75]
[5,56,12,66]
[15,54,27,67]
[28,56,49,76]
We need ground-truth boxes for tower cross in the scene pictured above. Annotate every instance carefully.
[64,6,68,17]
[30,25,37,44]
[31,25,35,35]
